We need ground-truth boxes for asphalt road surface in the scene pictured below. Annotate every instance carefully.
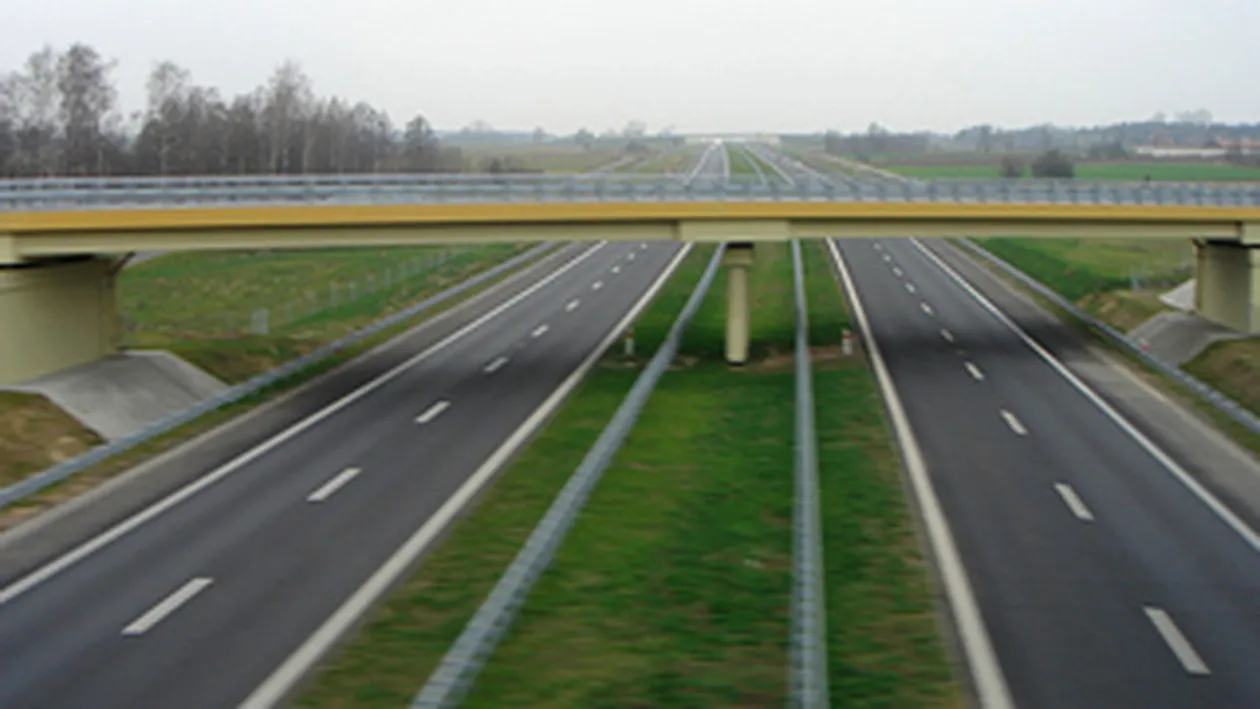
[0,240,683,709]
[836,237,1260,708]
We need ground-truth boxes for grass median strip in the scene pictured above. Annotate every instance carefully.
[0,244,557,531]
[460,243,797,708]
[806,240,964,707]
[294,245,717,708]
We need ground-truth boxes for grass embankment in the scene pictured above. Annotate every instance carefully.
[972,237,1191,332]
[122,244,529,383]
[298,239,961,708]
[0,244,552,531]
[0,393,103,490]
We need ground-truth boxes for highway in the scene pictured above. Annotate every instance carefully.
[834,237,1260,708]
[0,240,686,709]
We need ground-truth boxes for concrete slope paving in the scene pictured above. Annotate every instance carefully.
[839,238,1260,709]
[0,241,679,709]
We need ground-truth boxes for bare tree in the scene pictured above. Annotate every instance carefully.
[57,43,117,174]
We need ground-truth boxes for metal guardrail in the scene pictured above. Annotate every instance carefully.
[789,240,831,708]
[952,238,1260,435]
[3,174,1260,211]
[0,243,558,511]
[411,244,725,708]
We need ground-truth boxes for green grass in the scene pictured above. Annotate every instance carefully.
[461,242,799,708]
[971,237,1191,302]
[803,241,963,707]
[725,145,758,177]
[0,245,553,532]
[875,158,1260,182]
[122,244,530,383]
[458,145,630,174]
[294,245,719,708]
[1078,161,1260,181]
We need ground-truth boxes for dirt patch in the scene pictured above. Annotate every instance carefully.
[1185,339,1260,414]
[0,392,102,488]
[1079,290,1170,332]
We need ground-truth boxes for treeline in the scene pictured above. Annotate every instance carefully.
[0,43,462,178]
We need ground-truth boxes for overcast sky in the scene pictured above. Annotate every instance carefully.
[4,0,1257,135]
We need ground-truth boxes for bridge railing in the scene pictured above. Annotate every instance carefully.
[2,175,1260,211]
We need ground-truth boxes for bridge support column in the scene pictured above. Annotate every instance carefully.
[0,257,120,385]
[1194,234,1260,333]
[723,242,755,365]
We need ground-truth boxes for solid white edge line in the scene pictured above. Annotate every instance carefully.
[484,356,509,374]
[306,467,363,503]
[239,243,694,709]
[911,238,1260,554]
[121,576,213,636]
[415,400,451,425]
[566,299,580,312]
[531,324,549,338]
[1000,409,1028,436]
[0,242,610,607]
[965,362,985,381]
[942,329,955,343]
[826,239,1015,709]
[1144,606,1211,675]
[1053,482,1095,521]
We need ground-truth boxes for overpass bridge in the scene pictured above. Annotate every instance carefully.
[3,172,1260,385]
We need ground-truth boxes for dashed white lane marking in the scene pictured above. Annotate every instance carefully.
[1054,482,1094,521]
[611,265,621,274]
[906,283,917,293]
[592,281,603,291]
[1144,607,1210,675]
[532,324,549,338]
[122,577,214,636]
[883,254,892,262]
[640,242,648,250]
[874,243,883,250]
[921,302,934,316]
[484,357,509,373]
[941,328,955,343]
[1000,409,1028,436]
[414,401,450,425]
[307,467,364,502]
[566,299,580,312]
[627,252,636,261]
[965,362,985,381]
[893,267,903,277]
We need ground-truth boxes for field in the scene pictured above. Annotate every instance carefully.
[456,144,630,173]
[298,241,960,708]
[120,244,528,383]
[628,145,705,174]
[856,152,1260,181]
